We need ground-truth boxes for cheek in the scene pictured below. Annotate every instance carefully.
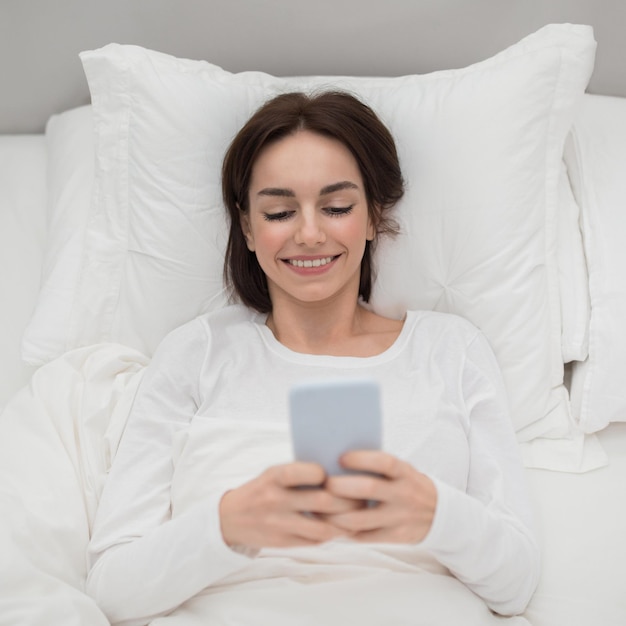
[343,219,371,250]
[250,224,285,261]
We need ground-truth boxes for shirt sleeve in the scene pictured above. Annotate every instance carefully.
[85,319,252,626]
[419,330,541,616]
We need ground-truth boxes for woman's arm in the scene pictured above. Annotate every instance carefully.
[428,330,541,615]
[86,317,361,625]
[86,321,252,626]
[326,331,540,616]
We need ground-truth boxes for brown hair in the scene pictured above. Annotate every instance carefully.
[222,91,404,313]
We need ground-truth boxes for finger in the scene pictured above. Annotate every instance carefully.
[270,462,326,488]
[340,450,404,479]
[288,511,349,544]
[348,527,399,544]
[326,473,389,503]
[326,504,390,534]
[291,488,363,515]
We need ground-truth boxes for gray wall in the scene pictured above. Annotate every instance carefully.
[1,0,625,134]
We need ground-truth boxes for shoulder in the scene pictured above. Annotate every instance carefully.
[407,310,503,379]
[200,303,261,329]
[404,310,504,391]
[147,305,256,371]
[158,305,256,348]
[198,303,262,348]
[401,309,497,372]
[404,309,481,346]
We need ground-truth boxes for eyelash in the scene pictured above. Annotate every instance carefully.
[262,206,354,222]
[325,205,354,217]
[263,211,293,222]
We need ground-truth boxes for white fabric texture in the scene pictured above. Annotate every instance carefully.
[565,94,626,433]
[0,135,46,411]
[557,160,590,363]
[14,24,594,458]
[0,344,148,626]
[1,341,625,626]
[524,423,626,626]
[20,104,590,374]
[86,305,539,625]
[21,105,95,365]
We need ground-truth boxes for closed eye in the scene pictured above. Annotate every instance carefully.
[324,205,354,217]
[263,211,294,222]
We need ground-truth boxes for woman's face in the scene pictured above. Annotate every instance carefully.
[241,130,375,309]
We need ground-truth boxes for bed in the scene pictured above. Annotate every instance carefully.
[1,10,625,626]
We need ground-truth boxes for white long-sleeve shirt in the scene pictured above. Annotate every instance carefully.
[86,305,540,625]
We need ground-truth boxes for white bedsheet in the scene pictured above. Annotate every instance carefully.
[0,344,624,625]
[525,422,626,626]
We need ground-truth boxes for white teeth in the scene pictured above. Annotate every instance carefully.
[288,256,334,268]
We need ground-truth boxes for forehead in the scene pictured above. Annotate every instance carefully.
[250,130,363,190]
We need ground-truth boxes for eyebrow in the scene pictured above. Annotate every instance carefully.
[320,181,359,195]
[257,181,359,198]
[257,187,296,198]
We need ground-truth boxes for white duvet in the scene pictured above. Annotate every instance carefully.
[1,344,531,625]
[0,345,147,626]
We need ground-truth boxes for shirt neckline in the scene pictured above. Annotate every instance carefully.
[250,310,415,367]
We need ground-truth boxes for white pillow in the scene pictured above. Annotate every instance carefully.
[21,106,95,365]
[565,94,626,433]
[558,160,590,363]
[23,106,590,371]
[24,25,597,465]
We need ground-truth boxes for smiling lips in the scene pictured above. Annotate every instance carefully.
[284,255,339,269]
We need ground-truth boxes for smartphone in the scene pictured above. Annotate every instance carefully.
[289,378,382,477]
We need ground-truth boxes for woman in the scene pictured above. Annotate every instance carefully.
[87,91,539,625]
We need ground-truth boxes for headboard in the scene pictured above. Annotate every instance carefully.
[1,0,625,134]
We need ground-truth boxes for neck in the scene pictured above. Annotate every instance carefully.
[266,296,367,355]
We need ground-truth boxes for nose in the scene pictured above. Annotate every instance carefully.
[294,210,326,246]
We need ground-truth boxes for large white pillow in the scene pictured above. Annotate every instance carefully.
[22,110,592,374]
[22,105,591,372]
[565,94,626,433]
[23,24,597,466]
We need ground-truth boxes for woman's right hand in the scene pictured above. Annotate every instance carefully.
[218,462,360,550]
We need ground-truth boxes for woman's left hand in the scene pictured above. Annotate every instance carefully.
[324,450,437,544]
